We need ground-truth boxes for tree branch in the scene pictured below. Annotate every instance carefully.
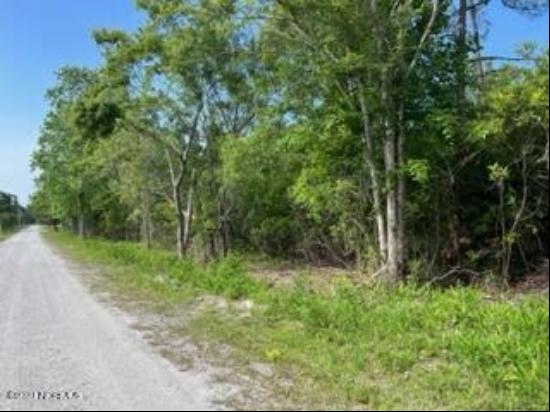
[470,56,537,63]
[407,0,440,77]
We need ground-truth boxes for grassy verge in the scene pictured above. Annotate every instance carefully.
[0,227,19,242]
[45,230,549,410]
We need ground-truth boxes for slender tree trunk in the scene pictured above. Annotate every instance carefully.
[182,168,196,254]
[446,168,462,265]
[469,0,485,81]
[382,74,399,281]
[502,155,529,281]
[218,191,231,258]
[139,133,152,249]
[140,192,152,249]
[497,177,507,278]
[77,194,85,238]
[384,125,400,281]
[221,224,229,257]
[78,214,85,238]
[445,0,469,267]
[166,148,187,258]
[357,81,387,262]
[174,187,185,258]
[208,232,217,260]
[396,104,407,279]
[457,0,468,105]
[381,72,405,282]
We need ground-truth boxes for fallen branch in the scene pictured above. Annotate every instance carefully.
[428,266,481,286]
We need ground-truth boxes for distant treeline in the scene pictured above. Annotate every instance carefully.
[0,191,33,231]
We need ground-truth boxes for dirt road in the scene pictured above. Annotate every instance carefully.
[0,227,217,411]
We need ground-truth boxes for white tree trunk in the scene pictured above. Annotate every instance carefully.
[384,126,399,280]
[357,82,387,262]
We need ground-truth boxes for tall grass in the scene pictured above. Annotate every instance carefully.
[47,230,549,410]
[46,231,261,301]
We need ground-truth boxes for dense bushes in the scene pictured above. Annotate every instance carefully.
[30,1,549,283]
[0,191,32,232]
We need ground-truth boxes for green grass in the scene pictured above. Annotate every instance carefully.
[0,227,18,242]
[46,230,549,410]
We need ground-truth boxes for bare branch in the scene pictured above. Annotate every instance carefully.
[470,56,537,63]
[428,266,481,286]
[407,0,440,77]
[467,0,491,11]
[124,118,181,155]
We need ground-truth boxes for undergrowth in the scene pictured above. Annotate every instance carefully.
[46,230,549,410]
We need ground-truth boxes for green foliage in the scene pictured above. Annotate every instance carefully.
[30,0,549,280]
[0,192,18,231]
[47,229,261,301]
[28,2,550,409]
[25,2,550,408]
[220,133,300,254]
[211,282,548,410]
[204,255,262,299]
[405,159,430,185]
[488,162,510,183]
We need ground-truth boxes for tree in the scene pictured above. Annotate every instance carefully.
[256,0,448,280]
[30,0,549,285]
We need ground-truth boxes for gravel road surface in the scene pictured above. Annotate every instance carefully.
[0,227,217,411]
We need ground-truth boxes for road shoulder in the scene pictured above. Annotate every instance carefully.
[44,229,294,411]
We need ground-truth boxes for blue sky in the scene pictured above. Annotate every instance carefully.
[0,0,142,205]
[0,1,548,206]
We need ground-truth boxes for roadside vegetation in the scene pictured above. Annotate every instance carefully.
[0,229,15,242]
[47,229,549,410]
[30,0,549,409]
[29,0,549,286]
[0,190,30,240]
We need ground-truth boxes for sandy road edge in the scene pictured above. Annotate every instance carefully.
[41,228,293,411]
